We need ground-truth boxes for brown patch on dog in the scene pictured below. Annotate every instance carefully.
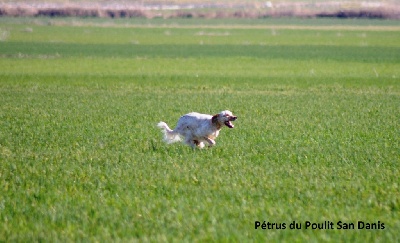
[211,114,222,129]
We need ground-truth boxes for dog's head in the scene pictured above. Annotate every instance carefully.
[212,110,237,129]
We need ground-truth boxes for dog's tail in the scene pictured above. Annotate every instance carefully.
[157,122,181,144]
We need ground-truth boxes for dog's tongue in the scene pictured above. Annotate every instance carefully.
[225,121,234,128]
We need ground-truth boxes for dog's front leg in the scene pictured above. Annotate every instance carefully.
[204,137,216,147]
[193,140,205,149]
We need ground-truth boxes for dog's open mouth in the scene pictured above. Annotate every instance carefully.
[224,116,237,128]
[224,121,234,128]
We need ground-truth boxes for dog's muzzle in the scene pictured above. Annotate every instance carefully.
[225,116,237,128]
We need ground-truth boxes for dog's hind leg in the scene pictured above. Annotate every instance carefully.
[184,138,197,148]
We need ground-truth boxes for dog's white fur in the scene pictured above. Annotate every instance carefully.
[157,110,237,148]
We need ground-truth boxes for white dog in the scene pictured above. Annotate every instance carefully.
[157,110,237,148]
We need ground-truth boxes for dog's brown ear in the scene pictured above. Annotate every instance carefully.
[211,114,219,124]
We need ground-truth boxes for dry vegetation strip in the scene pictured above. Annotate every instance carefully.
[0,1,399,19]
[28,19,400,31]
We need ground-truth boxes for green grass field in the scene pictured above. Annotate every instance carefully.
[0,17,399,241]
